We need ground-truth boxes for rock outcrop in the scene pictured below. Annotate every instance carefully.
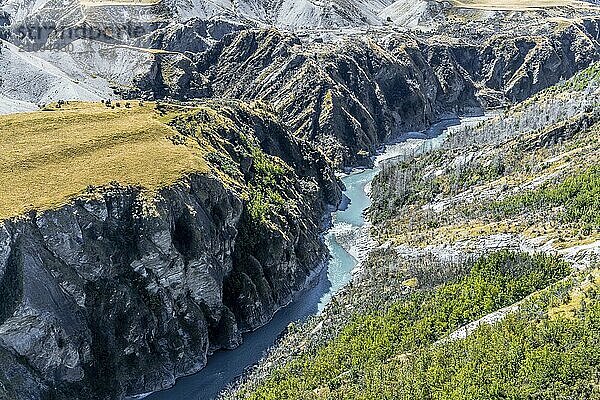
[131,16,600,167]
[0,101,341,399]
[1,2,600,399]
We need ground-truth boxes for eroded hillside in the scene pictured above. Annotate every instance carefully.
[0,1,599,399]
[222,59,600,400]
[130,10,600,167]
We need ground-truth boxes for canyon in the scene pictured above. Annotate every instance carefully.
[0,0,599,399]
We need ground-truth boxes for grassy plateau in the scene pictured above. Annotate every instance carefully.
[0,102,208,220]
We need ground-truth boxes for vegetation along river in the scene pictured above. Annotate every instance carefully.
[144,115,488,400]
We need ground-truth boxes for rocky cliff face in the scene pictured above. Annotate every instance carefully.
[2,3,600,399]
[0,101,341,400]
[131,15,600,168]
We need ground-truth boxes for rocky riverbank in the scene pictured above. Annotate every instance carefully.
[219,65,600,399]
[0,100,342,400]
[1,3,600,398]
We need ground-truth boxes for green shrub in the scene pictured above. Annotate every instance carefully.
[235,252,572,399]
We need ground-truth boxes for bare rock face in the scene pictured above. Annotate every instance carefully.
[131,17,600,168]
[0,102,342,400]
[1,3,599,399]
[1,0,397,33]
[0,177,241,399]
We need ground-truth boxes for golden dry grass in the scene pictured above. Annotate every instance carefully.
[449,0,592,10]
[0,102,208,220]
[548,268,600,320]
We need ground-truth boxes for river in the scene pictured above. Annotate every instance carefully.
[145,115,489,400]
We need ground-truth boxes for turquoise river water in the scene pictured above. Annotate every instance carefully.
[145,116,487,400]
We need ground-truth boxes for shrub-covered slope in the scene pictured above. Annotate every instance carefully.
[370,62,600,248]
[225,251,600,399]
[222,58,600,400]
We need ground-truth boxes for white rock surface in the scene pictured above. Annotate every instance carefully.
[0,39,107,107]
[0,0,446,109]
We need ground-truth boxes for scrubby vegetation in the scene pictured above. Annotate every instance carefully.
[222,58,600,400]
[246,146,288,224]
[167,101,298,225]
[491,165,600,231]
[369,62,600,247]
[445,62,600,149]
[552,62,600,93]
[226,252,593,399]
[366,288,600,400]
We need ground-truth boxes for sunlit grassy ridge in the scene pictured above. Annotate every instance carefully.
[0,102,208,220]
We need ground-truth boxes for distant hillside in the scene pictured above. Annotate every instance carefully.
[1,0,600,114]
[370,62,600,249]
